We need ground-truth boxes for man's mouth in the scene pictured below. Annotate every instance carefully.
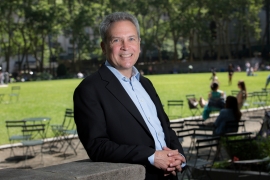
[120,54,132,58]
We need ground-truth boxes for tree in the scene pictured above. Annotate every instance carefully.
[0,1,19,72]
[62,0,103,72]
[23,0,68,72]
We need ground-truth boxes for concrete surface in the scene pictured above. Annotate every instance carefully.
[0,160,145,180]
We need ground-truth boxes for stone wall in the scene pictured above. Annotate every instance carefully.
[0,159,145,180]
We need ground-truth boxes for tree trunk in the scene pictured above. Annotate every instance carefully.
[40,37,45,72]
[26,54,30,73]
[189,30,194,61]
[157,46,162,62]
[247,30,252,57]
[141,45,148,62]
[197,33,202,61]
[224,21,231,60]
[72,35,77,72]
[48,34,53,74]
[216,22,221,60]
[173,37,178,61]
[5,52,10,72]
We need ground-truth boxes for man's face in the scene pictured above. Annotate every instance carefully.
[101,20,140,76]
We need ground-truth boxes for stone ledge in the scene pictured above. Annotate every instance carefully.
[0,159,145,180]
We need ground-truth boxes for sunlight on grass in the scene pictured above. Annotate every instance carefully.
[0,71,268,145]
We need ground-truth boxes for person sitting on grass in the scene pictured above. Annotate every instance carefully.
[237,80,247,109]
[200,82,225,120]
[213,96,242,135]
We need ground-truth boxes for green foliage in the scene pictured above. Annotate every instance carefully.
[256,136,270,158]
[212,161,231,169]
[0,0,266,71]
[225,138,262,160]
[215,136,270,173]
[35,72,53,81]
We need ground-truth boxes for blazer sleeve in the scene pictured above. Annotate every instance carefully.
[73,82,155,165]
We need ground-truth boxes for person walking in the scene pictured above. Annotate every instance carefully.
[228,64,234,85]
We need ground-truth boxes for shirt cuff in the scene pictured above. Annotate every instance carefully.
[148,153,155,165]
[180,153,186,167]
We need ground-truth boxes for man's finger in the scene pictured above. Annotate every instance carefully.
[164,171,176,176]
[163,148,179,156]
[171,171,176,176]
[166,167,176,172]
[175,165,182,172]
[169,153,186,164]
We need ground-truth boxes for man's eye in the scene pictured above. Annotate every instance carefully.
[129,37,135,41]
[112,39,119,43]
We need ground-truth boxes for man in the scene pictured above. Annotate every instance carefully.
[73,12,185,180]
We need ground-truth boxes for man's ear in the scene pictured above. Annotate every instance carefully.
[100,41,106,54]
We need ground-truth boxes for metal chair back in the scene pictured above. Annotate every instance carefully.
[167,100,184,118]
[9,86,20,102]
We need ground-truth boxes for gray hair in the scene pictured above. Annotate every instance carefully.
[99,12,140,42]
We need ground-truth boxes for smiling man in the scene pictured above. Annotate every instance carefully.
[73,12,185,180]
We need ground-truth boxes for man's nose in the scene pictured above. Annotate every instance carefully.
[120,40,129,50]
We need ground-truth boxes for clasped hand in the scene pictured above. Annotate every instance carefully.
[153,147,185,176]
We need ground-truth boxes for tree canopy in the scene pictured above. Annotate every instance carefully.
[0,0,265,73]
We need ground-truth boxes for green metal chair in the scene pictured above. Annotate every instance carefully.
[9,86,20,102]
[5,120,31,156]
[50,108,74,151]
[21,123,46,167]
[167,100,184,119]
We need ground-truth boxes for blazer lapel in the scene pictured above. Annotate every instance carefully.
[98,64,153,138]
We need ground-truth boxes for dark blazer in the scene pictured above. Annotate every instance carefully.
[73,64,185,180]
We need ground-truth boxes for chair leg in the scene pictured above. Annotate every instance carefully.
[40,144,44,166]
[179,166,190,180]
[58,137,66,152]
[63,137,78,156]
[9,143,16,157]
[185,166,193,180]
[23,146,30,167]
[49,132,63,151]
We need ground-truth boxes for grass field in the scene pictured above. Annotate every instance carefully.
[0,71,268,145]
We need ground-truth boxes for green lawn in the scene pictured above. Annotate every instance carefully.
[0,71,268,145]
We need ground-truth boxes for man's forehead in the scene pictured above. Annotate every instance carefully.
[108,21,137,31]
[109,34,138,38]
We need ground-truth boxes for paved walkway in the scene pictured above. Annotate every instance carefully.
[0,108,266,170]
[0,137,87,170]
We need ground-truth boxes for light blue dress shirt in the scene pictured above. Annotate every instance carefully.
[105,61,166,164]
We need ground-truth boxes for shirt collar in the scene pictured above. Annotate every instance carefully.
[105,60,140,81]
